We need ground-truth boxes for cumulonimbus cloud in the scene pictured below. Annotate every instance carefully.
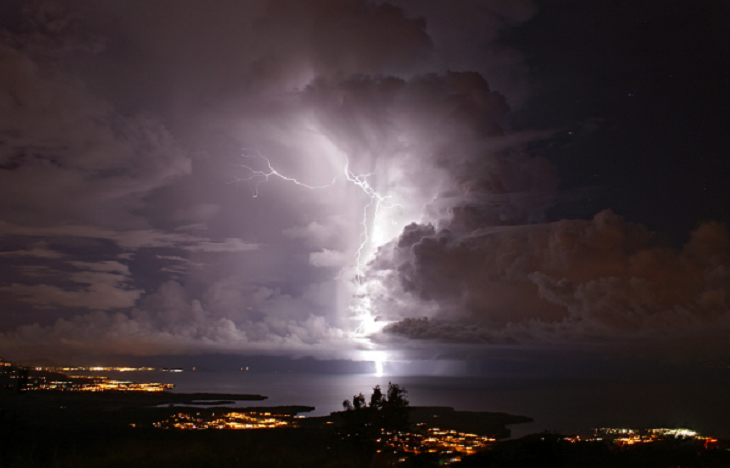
[1,0,726,364]
[371,211,730,357]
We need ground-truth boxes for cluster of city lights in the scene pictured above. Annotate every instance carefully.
[26,378,173,392]
[154,411,291,430]
[377,427,496,458]
[0,357,176,393]
[150,410,495,465]
[32,366,179,372]
[562,427,719,447]
[56,366,157,372]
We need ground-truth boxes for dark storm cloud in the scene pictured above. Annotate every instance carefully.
[0,242,66,259]
[253,0,434,77]
[373,211,730,357]
[79,0,434,111]
[0,260,141,310]
[0,221,259,252]
[0,41,191,228]
[387,0,538,105]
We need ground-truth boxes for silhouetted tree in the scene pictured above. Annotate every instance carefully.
[382,382,409,431]
[369,385,383,409]
[341,382,410,452]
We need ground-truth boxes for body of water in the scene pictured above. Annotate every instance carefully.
[97,370,730,439]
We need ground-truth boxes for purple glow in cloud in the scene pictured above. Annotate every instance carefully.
[0,0,728,367]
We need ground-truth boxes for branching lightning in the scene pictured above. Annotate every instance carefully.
[343,162,394,280]
[236,148,397,339]
[344,164,395,336]
[234,148,339,197]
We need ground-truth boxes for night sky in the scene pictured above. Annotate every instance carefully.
[0,0,728,370]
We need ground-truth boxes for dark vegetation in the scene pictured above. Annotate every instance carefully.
[0,422,358,468]
[0,392,345,468]
[454,433,730,468]
[342,383,411,431]
[409,407,531,439]
[335,382,411,456]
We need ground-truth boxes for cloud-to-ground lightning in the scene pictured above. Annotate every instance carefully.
[235,148,398,341]
[344,164,396,337]
[342,162,395,279]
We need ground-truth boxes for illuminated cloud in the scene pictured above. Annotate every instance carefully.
[309,249,349,268]
[0,0,726,365]
[1,279,352,357]
[283,221,341,248]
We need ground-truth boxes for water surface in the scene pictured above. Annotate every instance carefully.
[97,370,730,438]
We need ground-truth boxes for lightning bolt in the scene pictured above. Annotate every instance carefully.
[343,163,392,278]
[236,148,397,338]
[342,163,400,336]
[234,147,339,197]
